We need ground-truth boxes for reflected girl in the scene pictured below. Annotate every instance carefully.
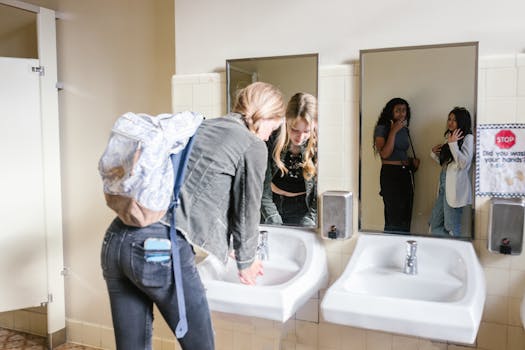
[261,92,318,226]
[429,107,473,237]
[373,97,418,232]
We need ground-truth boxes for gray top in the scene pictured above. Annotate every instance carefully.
[166,113,267,270]
[374,124,410,161]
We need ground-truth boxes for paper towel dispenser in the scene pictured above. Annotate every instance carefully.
[488,198,525,255]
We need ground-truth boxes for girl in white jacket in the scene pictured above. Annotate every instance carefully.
[429,107,474,236]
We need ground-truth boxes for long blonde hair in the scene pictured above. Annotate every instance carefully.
[232,82,285,134]
[273,92,318,180]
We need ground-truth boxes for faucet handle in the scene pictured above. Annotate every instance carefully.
[259,230,268,243]
[404,240,418,275]
[257,230,269,261]
[406,240,417,256]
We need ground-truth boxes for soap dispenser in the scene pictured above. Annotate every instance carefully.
[321,191,353,240]
[488,198,525,255]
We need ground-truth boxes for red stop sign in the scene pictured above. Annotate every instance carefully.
[495,130,516,149]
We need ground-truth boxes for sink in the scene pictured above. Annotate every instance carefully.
[197,226,328,322]
[321,233,486,344]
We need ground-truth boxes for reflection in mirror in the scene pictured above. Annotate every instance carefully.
[359,43,478,239]
[227,54,319,228]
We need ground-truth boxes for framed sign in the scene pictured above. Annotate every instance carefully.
[476,124,525,197]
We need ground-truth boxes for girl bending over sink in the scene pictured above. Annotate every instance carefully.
[101,82,285,350]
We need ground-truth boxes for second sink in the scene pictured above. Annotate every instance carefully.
[321,233,486,344]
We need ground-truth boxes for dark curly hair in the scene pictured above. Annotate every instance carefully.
[373,97,411,153]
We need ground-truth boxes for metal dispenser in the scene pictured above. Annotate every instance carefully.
[488,198,525,255]
[321,191,353,240]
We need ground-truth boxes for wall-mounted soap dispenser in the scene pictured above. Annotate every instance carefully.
[322,191,352,240]
[488,198,525,255]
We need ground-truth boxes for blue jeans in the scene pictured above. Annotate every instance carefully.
[101,218,214,350]
[429,170,463,237]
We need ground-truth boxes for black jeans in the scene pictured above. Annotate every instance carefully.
[379,164,414,233]
[272,192,314,226]
[101,218,214,350]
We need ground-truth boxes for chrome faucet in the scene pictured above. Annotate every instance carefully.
[257,230,269,261]
[404,240,418,275]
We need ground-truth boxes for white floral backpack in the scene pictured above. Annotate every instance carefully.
[98,111,203,227]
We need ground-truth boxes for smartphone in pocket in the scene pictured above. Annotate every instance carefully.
[144,238,171,263]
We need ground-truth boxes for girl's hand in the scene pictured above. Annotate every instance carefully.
[448,129,464,143]
[238,259,264,285]
[390,119,405,134]
[432,144,442,155]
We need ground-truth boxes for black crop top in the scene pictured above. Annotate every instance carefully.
[272,151,306,193]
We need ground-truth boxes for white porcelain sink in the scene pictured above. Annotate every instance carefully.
[321,233,486,344]
[197,226,328,322]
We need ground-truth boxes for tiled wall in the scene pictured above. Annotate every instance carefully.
[60,54,525,349]
[471,54,525,350]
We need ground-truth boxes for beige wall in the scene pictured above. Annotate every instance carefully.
[0,0,174,338]
[0,4,37,58]
[256,57,318,103]
[174,0,525,74]
[53,0,175,326]
[0,22,37,58]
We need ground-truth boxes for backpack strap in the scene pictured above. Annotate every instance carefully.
[169,133,197,338]
[407,128,417,159]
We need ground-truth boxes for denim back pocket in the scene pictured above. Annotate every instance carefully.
[130,242,173,288]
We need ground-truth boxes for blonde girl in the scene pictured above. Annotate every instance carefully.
[261,92,318,226]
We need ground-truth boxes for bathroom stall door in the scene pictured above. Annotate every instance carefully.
[0,56,48,312]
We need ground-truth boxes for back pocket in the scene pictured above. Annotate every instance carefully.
[131,242,173,288]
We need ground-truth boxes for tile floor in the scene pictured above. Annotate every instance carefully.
[0,328,98,350]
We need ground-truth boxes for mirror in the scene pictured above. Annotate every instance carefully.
[359,42,478,239]
[226,54,319,228]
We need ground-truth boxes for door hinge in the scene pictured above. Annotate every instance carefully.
[60,267,70,276]
[32,66,45,76]
[41,293,53,307]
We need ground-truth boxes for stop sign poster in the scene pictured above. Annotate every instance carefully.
[476,124,525,197]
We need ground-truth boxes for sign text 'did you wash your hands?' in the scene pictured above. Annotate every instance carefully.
[477,124,525,197]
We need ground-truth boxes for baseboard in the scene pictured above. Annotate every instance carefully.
[48,327,66,349]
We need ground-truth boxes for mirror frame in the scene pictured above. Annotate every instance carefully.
[358,42,479,240]
[226,53,320,229]
[226,53,319,113]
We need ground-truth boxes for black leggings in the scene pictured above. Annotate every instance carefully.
[379,164,414,233]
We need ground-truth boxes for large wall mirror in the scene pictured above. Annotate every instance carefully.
[226,53,319,228]
[359,42,478,239]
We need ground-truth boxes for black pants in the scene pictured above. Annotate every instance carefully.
[379,164,414,233]
[272,192,313,226]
